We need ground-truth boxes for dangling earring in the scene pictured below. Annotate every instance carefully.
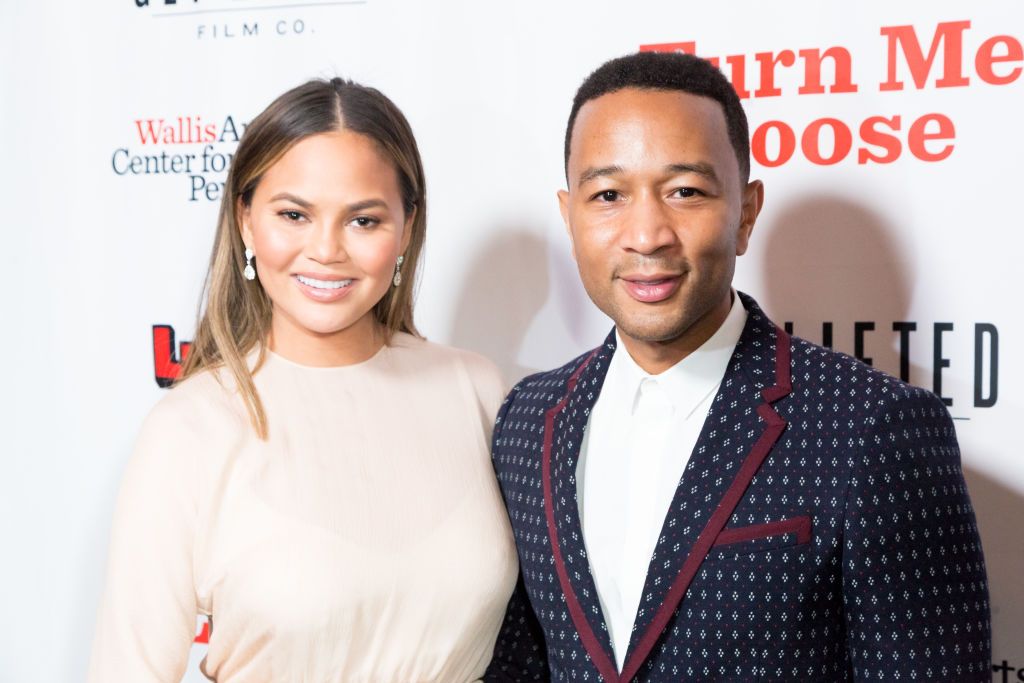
[392,255,405,287]
[243,247,256,281]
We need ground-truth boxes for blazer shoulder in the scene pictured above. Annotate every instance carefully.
[789,334,946,411]
[504,346,601,410]
[787,335,956,471]
[492,347,601,465]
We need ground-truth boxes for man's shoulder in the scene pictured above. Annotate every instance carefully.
[491,345,605,449]
[741,292,939,412]
[505,346,603,409]
[786,333,950,423]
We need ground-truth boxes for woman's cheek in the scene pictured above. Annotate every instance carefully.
[349,230,401,278]
[255,221,302,271]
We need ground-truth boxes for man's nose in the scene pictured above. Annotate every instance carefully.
[619,193,678,255]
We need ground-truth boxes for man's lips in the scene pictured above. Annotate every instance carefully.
[618,274,682,303]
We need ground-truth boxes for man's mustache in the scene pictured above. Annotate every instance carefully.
[612,257,689,278]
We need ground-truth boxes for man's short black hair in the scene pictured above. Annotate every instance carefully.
[564,52,750,184]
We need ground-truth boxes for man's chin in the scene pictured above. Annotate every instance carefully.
[613,318,690,345]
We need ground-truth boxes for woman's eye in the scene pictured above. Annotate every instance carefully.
[594,190,620,202]
[352,216,380,228]
[280,210,305,222]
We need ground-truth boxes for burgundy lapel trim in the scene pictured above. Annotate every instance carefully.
[542,348,620,683]
[618,325,793,683]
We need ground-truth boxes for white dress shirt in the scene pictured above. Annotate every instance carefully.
[576,293,747,670]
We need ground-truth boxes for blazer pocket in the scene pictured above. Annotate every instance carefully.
[708,515,812,559]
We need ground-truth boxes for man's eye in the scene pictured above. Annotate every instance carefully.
[594,190,620,202]
[673,188,700,198]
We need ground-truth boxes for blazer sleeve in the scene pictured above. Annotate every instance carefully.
[485,575,550,682]
[87,395,202,683]
[485,385,550,683]
[841,387,991,682]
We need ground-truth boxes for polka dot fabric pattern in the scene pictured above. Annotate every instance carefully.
[484,293,990,683]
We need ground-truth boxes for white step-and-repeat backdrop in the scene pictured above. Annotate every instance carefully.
[1,1,1020,680]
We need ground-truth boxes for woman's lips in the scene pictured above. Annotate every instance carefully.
[293,274,356,302]
[619,275,682,303]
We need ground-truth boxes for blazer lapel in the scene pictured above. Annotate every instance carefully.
[542,332,620,682]
[619,295,792,682]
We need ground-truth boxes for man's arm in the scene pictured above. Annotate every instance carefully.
[485,575,549,682]
[485,384,550,682]
[842,386,991,681]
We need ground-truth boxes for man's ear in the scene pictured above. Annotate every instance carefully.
[735,179,764,256]
[557,189,577,262]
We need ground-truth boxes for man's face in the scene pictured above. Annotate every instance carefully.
[559,88,762,347]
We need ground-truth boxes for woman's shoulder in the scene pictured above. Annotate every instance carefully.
[390,333,507,406]
[116,368,243,493]
[141,366,247,443]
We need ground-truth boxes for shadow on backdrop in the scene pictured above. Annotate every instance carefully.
[448,229,549,384]
[757,194,1020,665]
[757,194,912,379]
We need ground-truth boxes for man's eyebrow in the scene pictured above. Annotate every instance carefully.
[576,162,720,189]
[577,165,624,189]
[666,162,719,183]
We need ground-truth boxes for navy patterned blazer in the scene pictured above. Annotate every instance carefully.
[485,293,990,683]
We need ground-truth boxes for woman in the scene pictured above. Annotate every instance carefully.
[88,78,518,682]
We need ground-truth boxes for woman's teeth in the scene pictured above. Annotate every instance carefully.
[296,275,353,290]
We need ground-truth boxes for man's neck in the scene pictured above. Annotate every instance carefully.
[617,293,733,375]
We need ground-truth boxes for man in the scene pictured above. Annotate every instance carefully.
[485,52,990,682]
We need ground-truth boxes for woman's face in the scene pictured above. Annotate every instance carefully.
[240,130,412,362]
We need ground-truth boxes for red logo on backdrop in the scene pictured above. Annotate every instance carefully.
[153,325,191,387]
[641,20,1022,167]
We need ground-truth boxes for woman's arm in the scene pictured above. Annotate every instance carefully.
[87,397,202,683]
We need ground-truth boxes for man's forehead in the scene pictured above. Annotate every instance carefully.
[568,89,733,173]
[575,88,726,130]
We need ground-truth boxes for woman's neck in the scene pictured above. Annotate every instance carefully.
[268,311,386,367]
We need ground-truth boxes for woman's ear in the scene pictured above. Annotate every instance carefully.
[400,204,416,253]
[238,198,254,248]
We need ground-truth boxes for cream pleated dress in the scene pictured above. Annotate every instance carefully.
[88,333,519,683]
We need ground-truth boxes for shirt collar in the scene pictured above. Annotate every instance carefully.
[607,291,748,420]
